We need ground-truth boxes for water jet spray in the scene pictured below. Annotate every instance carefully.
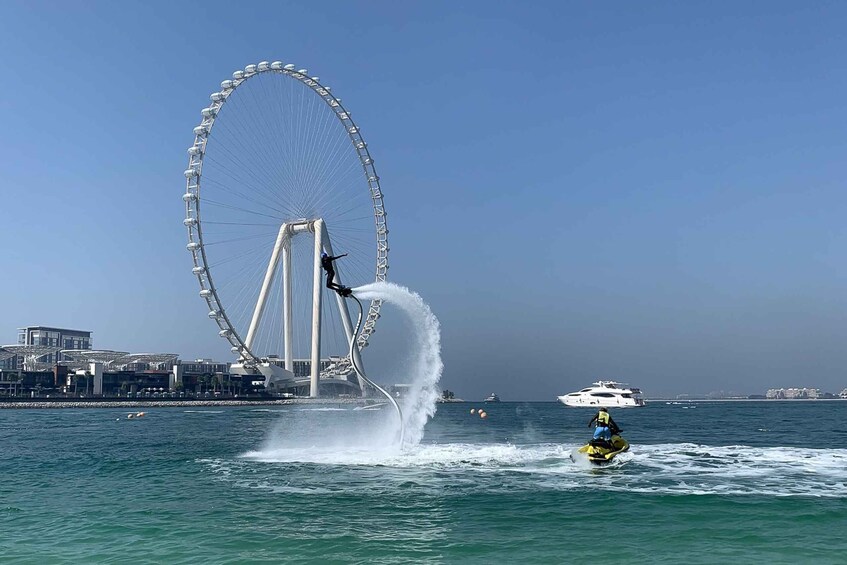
[347,293,405,446]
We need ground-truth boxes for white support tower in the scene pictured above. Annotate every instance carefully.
[241,218,361,398]
[310,220,324,398]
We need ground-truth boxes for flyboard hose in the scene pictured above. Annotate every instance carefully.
[348,293,405,446]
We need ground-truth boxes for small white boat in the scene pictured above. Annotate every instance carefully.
[484,393,501,403]
[557,381,645,408]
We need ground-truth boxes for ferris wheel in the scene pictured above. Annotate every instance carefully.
[183,61,388,396]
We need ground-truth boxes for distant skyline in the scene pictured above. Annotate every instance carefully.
[1,1,845,399]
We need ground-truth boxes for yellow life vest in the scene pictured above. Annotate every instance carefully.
[597,411,610,426]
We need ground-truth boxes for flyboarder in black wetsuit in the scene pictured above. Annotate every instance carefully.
[321,251,352,296]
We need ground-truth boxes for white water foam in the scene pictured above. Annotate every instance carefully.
[243,442,571,467]
[352,281,443,447]
[616,443,847,496]
[251,281,442,458]
[232,441,847,498]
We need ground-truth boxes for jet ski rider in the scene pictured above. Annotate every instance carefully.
[320,251,352,296]
[588,407,620,441]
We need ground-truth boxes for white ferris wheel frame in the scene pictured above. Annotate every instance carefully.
[183,60,389,370]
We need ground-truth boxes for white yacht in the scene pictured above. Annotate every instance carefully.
[557,381,646,408]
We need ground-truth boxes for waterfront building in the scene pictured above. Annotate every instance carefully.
[176,358,231,392]
[180,358,229,376]
[288,358,333,378]
[17,326,92,366]
[0,369,54,395]
[766,387,824,399]
[0,351,16,371]
[766,389,785,399]
[3,324,356,397]
[177,357,333,381]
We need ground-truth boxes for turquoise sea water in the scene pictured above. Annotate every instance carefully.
[2,401,846,564]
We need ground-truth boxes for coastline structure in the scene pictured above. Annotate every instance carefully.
[0,397,375,409]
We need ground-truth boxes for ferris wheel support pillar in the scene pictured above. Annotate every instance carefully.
[245,222,289,350]
[310,219,325,398]
[282,238,293,373]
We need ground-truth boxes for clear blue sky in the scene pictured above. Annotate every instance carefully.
[1,1,845,399]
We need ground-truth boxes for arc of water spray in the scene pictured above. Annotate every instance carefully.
[348,294,405,446]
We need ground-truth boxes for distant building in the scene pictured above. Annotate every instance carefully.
[0,355,15,371]
[766,387,823,399]
[2,320,361,397]
[187,355,333,374]
[265,357,332,378]
[766,388,785,399]
[390,384,411,399]
[17,326,92,366]
[180,358,229,376]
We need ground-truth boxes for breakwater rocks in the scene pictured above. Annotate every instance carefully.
[0,398,367,409]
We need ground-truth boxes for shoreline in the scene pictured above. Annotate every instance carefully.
[2,397,844,409]
[0,398,370,410]
[654,397,847,402]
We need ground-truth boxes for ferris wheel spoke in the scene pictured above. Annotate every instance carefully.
[301,100,341,196]
[209,117,269,178]
[202,231,280,247]
[270,79,300,206]
[202,151,296,218]
[321,199,374,224]
[304,160,363,215]
[200,197,285,222]
[206,244,270,270]
[307,129,359,190]
[200,167,287,216]
[203,138,282,203]
[222,88,287,180]
[241,81,295,192]
[208,116,281,192]
[202,220,280,227]
[299,95,344,211]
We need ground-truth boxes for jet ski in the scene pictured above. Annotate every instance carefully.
[575,434,630,465]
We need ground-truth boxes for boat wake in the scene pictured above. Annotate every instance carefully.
[622,443,847,497]
[213,441,847,498]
